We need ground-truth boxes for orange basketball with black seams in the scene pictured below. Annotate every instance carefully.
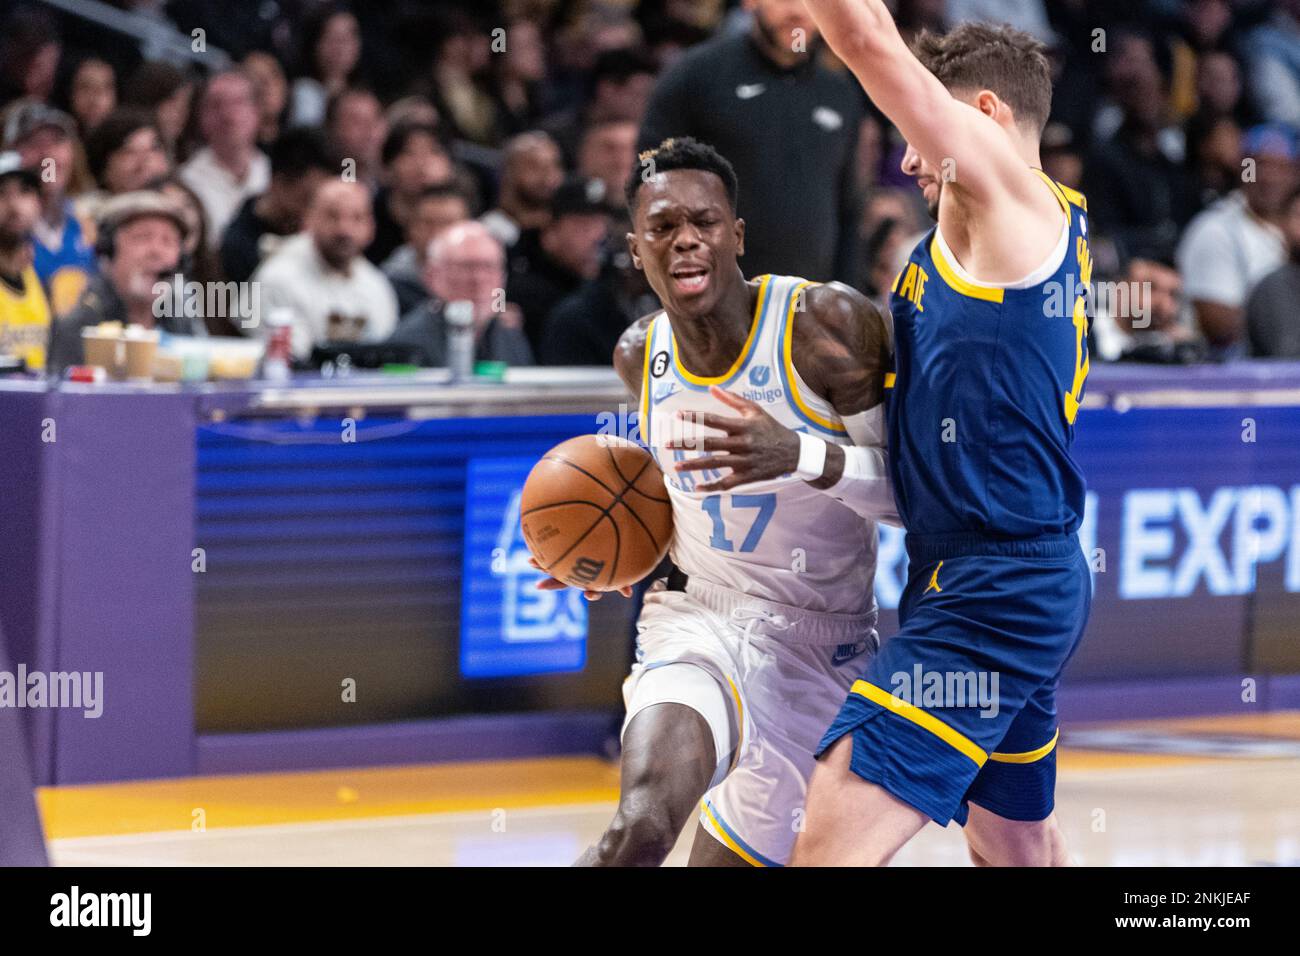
[520,435,673,591]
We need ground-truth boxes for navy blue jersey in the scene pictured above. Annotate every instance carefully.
[887,172,1091,538]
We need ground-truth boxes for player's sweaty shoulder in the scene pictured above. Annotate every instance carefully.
[613,310,659,395]
[791,282,892,416]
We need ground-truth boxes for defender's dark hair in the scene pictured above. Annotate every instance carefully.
[625,136,739,214]
[913,23,1053,133]
[269,125,340,179]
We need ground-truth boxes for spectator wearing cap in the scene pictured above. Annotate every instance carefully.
[387,220,533,368]
[251,180,398,360]
[4,102,97,317]
[48,191,203,375]
[79,110,171,225]
[638,0,864,284]
[1246,185,1300,359]
[368,123,455,265]
[221,126,338,285]
[1176,123,1298,355]
[382,183,472,316]
[0,153,52,372]
[540,245,658,367]
[507,176,612,353]
[178,70,271,252]
[479,132,564,250]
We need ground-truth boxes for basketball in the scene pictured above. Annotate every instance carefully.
[520,435,673,591]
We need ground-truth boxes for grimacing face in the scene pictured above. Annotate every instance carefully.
[627,168,744,321]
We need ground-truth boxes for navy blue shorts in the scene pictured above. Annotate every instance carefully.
[817,533,1091,827]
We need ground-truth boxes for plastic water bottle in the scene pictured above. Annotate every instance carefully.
[262,307,294,382]
[445,300,475,383]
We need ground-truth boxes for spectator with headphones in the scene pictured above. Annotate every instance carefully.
[47,190,204,374]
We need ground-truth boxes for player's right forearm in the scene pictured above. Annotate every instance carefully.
[798,435,900,525]
[801,0,900,66]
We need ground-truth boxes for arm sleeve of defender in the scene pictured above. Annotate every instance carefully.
[801,404,902,527]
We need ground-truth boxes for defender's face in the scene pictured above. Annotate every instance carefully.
[627,169,744,319]
[901,143,942,220]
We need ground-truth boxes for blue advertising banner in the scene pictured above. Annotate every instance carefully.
[451,401,1299,682]
[460,456,588,678]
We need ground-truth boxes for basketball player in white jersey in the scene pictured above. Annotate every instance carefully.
[538,138,896,866]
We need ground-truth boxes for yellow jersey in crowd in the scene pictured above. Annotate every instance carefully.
[0,265,52,371]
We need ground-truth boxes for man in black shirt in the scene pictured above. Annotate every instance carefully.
[507,176,613,354]
[638,0,865,283]
[539,247,658,366]
[220,127,336,284]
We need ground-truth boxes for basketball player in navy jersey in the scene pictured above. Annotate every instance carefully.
[536,137,899,866]
[783,3,1094,866]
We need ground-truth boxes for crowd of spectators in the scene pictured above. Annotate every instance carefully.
[1,0,1299,377]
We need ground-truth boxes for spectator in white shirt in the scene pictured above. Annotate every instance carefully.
[1176,123,1297,355]
[178,70,270,251]
[252,179,397,360]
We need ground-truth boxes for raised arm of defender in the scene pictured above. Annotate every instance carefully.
[801,0,1044,209]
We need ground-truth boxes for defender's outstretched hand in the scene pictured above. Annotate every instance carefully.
[665,385,801,492]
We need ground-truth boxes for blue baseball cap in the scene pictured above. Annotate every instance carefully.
[1242,123,1299,162]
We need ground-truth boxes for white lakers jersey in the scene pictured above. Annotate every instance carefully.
[638,274,879,616]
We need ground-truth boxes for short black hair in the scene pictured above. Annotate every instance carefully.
[269,125,339,179]
[592,46,659,87]
[84,109,159,184]
[416,181,470,206]
[381,121,446,167]
[324,85,379,129]
[625,137,739,214]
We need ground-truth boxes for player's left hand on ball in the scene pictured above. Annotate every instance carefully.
[665,385,800,491]
[528,556,633,600]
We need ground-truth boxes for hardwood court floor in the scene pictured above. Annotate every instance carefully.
[38,712,1300,867]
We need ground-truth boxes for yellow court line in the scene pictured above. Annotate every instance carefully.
[37,711,1300,839]
[39,757,621,840]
